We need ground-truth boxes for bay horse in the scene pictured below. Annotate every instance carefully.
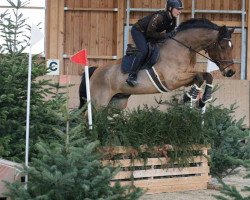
[79,18,236,109]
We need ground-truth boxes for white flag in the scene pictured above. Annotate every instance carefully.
[207,59,219,72]
[30,24,44,46]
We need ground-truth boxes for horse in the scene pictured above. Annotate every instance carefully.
[79,18,236,109]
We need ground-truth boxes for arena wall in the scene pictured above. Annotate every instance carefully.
[45,0,250,79]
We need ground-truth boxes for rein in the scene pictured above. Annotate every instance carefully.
[169,36,234,72]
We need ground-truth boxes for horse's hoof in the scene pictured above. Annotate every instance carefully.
[183,93,191,103]
[198,99,206,108]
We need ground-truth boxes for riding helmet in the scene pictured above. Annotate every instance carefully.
[166,0,183,10]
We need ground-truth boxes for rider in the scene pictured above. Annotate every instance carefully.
[126,0,183,87]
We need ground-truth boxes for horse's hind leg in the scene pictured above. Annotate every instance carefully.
[109,94,131,109]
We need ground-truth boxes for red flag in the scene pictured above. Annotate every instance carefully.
[70,49,88,65]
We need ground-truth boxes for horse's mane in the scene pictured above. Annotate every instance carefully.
[176,18,219,33]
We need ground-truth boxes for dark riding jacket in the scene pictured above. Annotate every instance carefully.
[134,10,176,42]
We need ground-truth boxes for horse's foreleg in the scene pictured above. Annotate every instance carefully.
[91,90,113,109]
[198,72,214,108]
[183,73,204,103]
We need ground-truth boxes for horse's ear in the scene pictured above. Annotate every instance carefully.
[229,27,235,35]
[218,26,227,35]
[218,26,227,41]
[218,26,234,40]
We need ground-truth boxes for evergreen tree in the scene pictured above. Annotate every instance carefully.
[214,165,250,199]
[0,0,65,161]
[203,104,250,178]
[4,107,143,200]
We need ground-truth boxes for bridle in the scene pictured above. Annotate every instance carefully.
[204,38,234,72]
[169,36,234,72]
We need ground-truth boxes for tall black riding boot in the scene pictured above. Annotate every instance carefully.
[126,52,142,87]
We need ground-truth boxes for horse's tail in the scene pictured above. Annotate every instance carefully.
[79,66,98,109]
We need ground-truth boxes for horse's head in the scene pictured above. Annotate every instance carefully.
[206,26,235,77]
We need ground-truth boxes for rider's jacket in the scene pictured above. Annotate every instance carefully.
[134,10,176,42]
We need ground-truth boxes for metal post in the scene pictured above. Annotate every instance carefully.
[241,0,246,80]
[191,0,195,18]
[124,0,130,54]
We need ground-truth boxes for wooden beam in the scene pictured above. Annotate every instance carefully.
[129,19,246,27]
[63,55,117,60]
[45,0,64,74]
[116,0,125,59]
[58,0,64,75]
[212,20,247,27]
[64,7,118,12]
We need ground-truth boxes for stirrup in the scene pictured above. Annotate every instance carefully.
[126,78,138,87]
[126,73,138,87]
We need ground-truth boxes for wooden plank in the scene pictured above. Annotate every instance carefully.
[81,0,90,60]
[64,0,75,74]
[113,166,209,180]
[103,156,208,168]
[222,0,230,22]
[213,0,221,21]
[97,1,105,59]
[145,182,208,194]
[47,0,59,58]
[195,0,203,18]
[205,0,212,20]
[58,0,65,74]
[111,176,210,194]
[89,1,99,61]
[116,0,125,59]
[128,19,245,27]
[72,0,83,75]
[104,0,112,58]
[112,175,211,187]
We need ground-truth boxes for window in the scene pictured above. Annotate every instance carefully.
[0,0,45,54]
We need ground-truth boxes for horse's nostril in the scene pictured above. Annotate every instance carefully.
[226,70,235,77]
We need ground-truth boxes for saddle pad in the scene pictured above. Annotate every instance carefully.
[146,67,170,93]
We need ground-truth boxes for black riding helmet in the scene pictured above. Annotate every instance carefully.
[166,0,183,11]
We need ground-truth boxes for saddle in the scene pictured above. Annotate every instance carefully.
[121,43,160,74]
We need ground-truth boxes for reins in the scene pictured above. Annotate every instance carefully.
[168,36,234,72]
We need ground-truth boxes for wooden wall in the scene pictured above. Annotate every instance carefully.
[45,0,250,79]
